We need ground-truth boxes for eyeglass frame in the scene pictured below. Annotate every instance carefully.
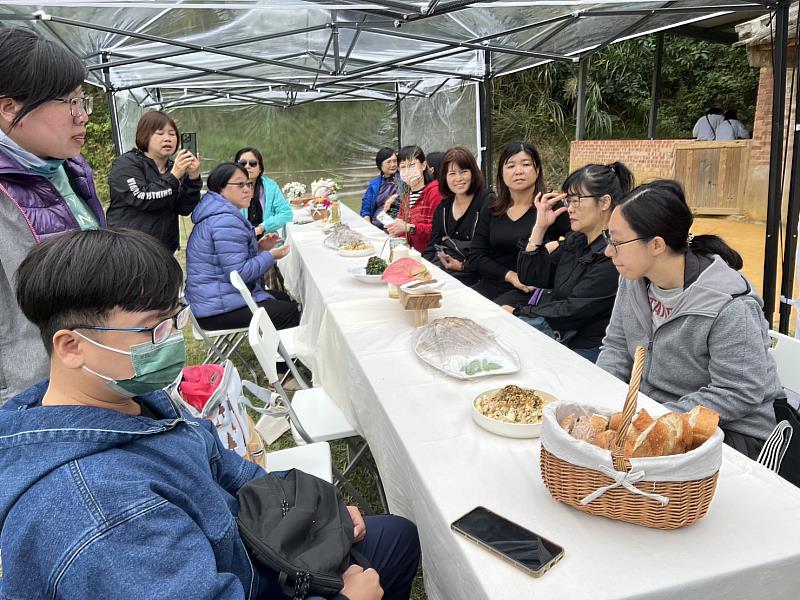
[53,96,93,118]
[602,229,649,253]
[70,304,190,345]
[225,180,256,190]
[237,159,259,168]
[560,194,597,209]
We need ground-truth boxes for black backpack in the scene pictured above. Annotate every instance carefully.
[236,469,359,600]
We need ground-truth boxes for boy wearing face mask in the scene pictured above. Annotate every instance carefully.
[0,229,420,600]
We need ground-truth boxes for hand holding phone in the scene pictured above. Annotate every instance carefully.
[451,507,564,578]
[180,131,198,157]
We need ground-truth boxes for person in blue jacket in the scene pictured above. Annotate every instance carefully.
[185,162,300,331]
[0,227,421,600]
[360,147,398,228]
[234,147,293,236]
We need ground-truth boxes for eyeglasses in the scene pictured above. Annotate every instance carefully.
[226,181,255,190]
[237,159,259,168]
[602,229,648,254]
[53,96,93,118]
[72,305,190,345]
[561,195,595,209]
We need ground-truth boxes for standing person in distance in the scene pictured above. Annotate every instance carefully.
[597,179,779,458]
[505,162,634,363]
[234,146,293,237]
[469,140,570,303]
[107,110,202,252]
[0,27,106,404]
[423,146,494,285]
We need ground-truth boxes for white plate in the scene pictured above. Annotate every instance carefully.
[339,244,375,257]
[348,265,386,284]
[472,387,558,439]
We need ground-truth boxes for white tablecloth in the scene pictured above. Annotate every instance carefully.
[282,205,800,600]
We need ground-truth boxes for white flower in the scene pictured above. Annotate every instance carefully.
[281,181,306,200]
[310,177,340,198]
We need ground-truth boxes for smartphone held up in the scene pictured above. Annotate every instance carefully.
[180,132,198,157]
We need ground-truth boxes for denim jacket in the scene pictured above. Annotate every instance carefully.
[0,381,268,599]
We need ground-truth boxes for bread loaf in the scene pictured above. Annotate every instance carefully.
[629,420,671,457]
[559,413,576,434]
[592,429,617,450]
[571,416,597,443]
[686,405,720,449]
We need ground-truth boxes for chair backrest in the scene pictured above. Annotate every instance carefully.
[769,330,800,394]
[248,307,281,385]
[230,270,260,314]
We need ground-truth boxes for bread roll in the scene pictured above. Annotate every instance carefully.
[592,429,618,450]
[559,413,576,434]
[686,405,720,449]
[589,414,609,434]
[571,416,597,443]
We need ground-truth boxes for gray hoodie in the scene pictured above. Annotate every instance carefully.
[597,252,778,441]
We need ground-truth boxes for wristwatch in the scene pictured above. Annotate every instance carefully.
[408,223,416,235]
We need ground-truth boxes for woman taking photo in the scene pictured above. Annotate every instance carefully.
[361,147,398,228]
[0,28,106,403]
[503,162,634,363]
[385,145,443,252]
[422,147,493,285]
[470,140,569,303]
[185,163,299,331]
[597,179,778,458]
[107,110,201,252]
[234,147,293,236]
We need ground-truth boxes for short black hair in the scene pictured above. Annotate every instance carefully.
[375,147,396,169]
[0,28,87,129]
[207,162,249,193]
[16,229,184,354]
[426,151,444,180]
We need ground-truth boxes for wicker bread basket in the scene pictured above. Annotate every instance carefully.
[540,346,722,529]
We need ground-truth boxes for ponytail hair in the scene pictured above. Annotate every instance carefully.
[562,161,634,207]
[618,179,743,270]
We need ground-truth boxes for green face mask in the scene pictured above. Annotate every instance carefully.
[78,332,186,397]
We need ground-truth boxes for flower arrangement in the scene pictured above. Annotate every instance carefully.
[281,181,307,201]
[310,177,342,201]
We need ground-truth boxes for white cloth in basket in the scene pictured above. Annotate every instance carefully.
[541,401,723,483]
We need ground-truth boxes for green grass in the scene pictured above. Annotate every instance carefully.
[178,218,427,599]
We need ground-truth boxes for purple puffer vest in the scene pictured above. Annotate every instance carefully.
[0,151,106,242]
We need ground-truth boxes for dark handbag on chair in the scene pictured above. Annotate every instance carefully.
[237,469,364,599]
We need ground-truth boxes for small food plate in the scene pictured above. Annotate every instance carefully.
[400,279,445,295]
[348,265,385,284]
[472,386,558,438]
[339,243,375,257]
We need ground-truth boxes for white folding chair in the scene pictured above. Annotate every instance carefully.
[264,442,333,483]
[230,270,311,389]
[248,307,387,514]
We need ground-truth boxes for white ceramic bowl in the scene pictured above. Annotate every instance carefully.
[348,265,386,284]
[472,387,558,439]
[339,243,375,257]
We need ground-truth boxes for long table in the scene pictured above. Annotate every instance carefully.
[283,205,800,600]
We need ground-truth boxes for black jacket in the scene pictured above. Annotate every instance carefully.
[106,148,202,252]
[515,232,619,349]
[422,187,494,264]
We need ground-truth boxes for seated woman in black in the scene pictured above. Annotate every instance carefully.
[502,162,634,363]
[469,140,570,303]
[423,147,493,286]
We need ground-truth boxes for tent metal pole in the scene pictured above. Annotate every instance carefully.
[575,56,589,141]
[648,32,664,140]
[778,26,800,333]
[395,82,402,148]
[480,50,494,184]
[101,52,122,156]
[763,2,790,324]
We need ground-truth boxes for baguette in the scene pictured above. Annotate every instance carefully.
[686,405,720,449]
[657,412,693,455]
[629,420,671,458]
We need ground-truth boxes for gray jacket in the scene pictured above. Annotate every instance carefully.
[597,252,778,441]
[0,190,49,404]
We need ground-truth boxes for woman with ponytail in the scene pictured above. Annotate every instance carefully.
[597,179,779,458]
[504,162,634,363]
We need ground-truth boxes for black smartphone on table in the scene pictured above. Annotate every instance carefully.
[180,132,198,157]
[451,506,564,578]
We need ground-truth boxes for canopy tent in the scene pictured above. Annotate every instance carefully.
[3,0,799,335]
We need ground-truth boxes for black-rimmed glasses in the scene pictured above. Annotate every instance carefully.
[602,229,648,254]
[54,96,93,118]
[72,305,190,345]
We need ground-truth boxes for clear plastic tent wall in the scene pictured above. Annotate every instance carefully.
[0,1,772,190]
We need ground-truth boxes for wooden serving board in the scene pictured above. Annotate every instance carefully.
[398,289,442,326]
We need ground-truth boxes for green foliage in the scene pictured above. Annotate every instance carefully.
[492,35,759,186]
[83,87,116,207]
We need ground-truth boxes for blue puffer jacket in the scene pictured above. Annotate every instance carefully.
[359,174,383,218]
[185,191,274,318]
